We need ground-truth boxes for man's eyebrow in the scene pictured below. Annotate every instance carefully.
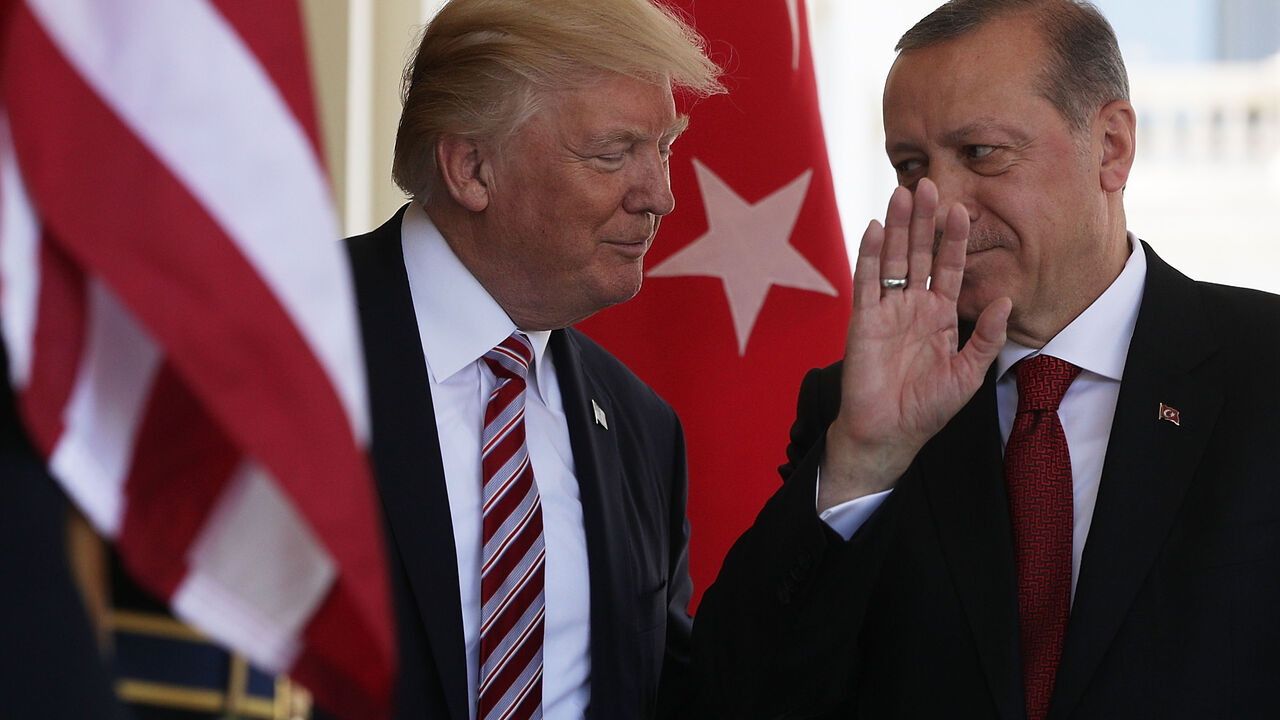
[585,114,691,149]
[941,119,1028,146]
[665,114,691,142]
[586,129,643,148]
[886,139,921,156]
[886,119,1030,155]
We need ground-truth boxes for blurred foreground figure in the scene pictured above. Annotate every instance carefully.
[0,344,127,719]
[2,1,390,718]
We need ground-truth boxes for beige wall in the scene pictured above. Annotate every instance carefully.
[301,0,444,236]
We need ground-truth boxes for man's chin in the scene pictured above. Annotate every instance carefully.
[591,274,644,312]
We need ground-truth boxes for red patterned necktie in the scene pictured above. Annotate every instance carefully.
[478,333,544,720]
[1004,354,1081,720]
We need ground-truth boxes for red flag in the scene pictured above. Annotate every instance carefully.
[578,0,852,607]
[0,2,393,717]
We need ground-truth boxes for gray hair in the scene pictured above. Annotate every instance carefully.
[392,0,724,201]
[896,0,1130,132]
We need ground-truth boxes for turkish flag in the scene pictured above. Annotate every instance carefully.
[577,0,851,608]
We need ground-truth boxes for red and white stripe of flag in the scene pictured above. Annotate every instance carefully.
[0,2,393,717]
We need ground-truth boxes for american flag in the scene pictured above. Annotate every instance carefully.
[0,1,393,718]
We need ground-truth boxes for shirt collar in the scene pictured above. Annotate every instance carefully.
[401,202,553,399]
[996,233,1147,382]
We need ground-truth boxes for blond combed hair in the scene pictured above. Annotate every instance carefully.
[392,0,725,201]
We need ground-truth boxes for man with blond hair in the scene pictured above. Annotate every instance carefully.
[341,0,721,718]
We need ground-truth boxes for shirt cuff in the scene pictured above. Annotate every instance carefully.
[815,467,892,541]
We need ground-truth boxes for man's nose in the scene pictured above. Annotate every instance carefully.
[624,152,676,217]
[929,167,977,237]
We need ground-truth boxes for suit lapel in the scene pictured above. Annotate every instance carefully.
[921,369,1026,720]
[550,329,636,720]
[1051,244,1223,719]
[347,208,469,720]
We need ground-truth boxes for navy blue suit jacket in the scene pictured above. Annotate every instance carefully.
[0,341,129,720]
[343,207,693,720]
[694,243,1280,719]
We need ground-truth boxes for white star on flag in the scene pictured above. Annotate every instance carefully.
[647,158,838,355]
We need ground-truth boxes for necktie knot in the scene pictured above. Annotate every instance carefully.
[1015,355,1081,413]
[483,332,533,383]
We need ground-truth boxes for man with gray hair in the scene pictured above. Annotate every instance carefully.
[694,1,1280,718]
[342,0,720,718]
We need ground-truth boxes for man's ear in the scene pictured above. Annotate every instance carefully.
[436,134,490,212]
[1097,99,1136,193]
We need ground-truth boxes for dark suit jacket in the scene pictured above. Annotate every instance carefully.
[343,207,693,720]
[0,342,131,720]
[692,242,1280,719]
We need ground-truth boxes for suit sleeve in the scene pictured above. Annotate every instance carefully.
[689,363,903,719]
[655,413,694,719]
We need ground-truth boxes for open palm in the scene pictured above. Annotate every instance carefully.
[819,179,1010,509]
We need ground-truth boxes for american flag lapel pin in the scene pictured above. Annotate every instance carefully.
[592,399,608,430]
[1158,402,1181,426]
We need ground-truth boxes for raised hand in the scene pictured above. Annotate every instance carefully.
[818,179,1010,511]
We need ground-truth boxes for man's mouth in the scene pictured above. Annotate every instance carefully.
[607,236,651,258]
[932,230,1006,256]
[966,228,1008,254]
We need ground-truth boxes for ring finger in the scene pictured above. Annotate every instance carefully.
[880,186,912,290]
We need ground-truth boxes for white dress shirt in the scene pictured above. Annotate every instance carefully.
[822,236,1148,598]
[400,201,592,719]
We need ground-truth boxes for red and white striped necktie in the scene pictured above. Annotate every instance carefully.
[478,333,545,720]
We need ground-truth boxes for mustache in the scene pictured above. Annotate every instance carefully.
[933,226,1012,255]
